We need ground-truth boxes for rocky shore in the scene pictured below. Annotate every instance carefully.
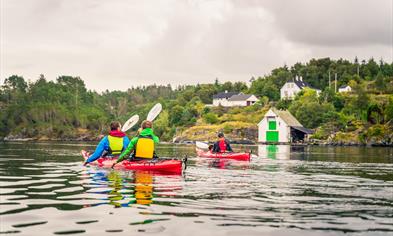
[1,134,101,142]
[2,128,392,147]
[309,139,393,147]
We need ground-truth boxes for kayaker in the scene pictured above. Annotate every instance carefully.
[112,120,159,168]
[212,132,233,153]
[84,121,130,166]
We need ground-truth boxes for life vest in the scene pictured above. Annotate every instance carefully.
[218,138,227,152]
[108,135,124,155]
[135,135,154,159]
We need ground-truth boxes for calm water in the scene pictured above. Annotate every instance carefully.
[0,142,392,236]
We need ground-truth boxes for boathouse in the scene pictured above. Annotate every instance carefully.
[258,108,313,143]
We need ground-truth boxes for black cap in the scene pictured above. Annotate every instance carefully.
[217,132,224,138]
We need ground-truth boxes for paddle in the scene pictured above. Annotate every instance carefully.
[111,103,163,169]
[121,103,161,132]
[196,141,209,150]
[147,103,162,122]
[121,114,140,132]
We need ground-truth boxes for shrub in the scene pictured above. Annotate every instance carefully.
[203,112,219,124]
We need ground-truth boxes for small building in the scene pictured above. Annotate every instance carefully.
[212,91,258,107]
[213,91,238,106]
[227,93,258,106]
[258,108,313,143]
[280,76,321,100]
[338,85,352,93]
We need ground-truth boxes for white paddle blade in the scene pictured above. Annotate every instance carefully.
[121,115,139,132]
[196,141,209,150]
[147,103,162,121]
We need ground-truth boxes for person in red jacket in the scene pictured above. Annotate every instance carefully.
[212,132,233,153]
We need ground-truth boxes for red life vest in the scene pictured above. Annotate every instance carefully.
[218,138,227,152]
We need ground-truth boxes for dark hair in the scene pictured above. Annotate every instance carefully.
[141,120,152,129]
[110,121,121,131]
[218,132,224,138]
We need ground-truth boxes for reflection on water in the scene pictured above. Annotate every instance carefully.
[84,168,182,209]
[258,144,291,160]
[134,172,154,205]
[0,142,392,235]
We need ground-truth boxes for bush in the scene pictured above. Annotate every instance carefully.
[203,112,219,124]
[223,124,232,133]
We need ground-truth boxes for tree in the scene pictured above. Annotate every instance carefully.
[154,110,170,138]
[275,99,291,110]
[1,57,392,141]
[1,75,28,104]
[289,88,336,128]
[385,96,393,123]
[349,81,370,120]
[367,103,383,124]
[169,105,184,125]
[233,82,248,92]
[249,77,280,101]
[375,72,386,94]
[221,81,233,92]
[2,75,27,92]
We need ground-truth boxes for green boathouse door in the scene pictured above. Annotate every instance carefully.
[266,120,279,142]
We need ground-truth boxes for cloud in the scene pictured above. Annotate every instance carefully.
[258,0,392,47]
[1,0,392,91]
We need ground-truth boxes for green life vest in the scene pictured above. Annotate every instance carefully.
[108,135,124,155]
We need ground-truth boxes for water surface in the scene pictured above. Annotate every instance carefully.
[0,142,392,235]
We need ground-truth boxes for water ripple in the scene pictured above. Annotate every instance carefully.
[0,142,392,235]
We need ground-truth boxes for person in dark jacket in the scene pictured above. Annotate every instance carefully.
[212,132,233,153]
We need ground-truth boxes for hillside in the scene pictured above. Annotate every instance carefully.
[1,57,392,145]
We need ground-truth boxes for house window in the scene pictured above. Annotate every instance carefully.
[268,120,277,130]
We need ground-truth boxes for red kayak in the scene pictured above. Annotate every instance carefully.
[195,148,251,161]
[82,150,183,174]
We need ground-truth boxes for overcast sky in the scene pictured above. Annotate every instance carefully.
[1,0,392,91]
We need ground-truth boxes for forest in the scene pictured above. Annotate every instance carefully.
[1,57,392,145]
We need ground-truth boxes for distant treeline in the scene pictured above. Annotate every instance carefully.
[1,57,392,143]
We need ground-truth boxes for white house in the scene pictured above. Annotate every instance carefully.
[338,85,352,93]
[258,108,313,143]
[212,91,238,106]
[227,94,258,106]
[280,76,321,100]
[212,91,258,107]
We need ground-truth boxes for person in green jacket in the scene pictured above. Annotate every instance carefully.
[112,120,159,168]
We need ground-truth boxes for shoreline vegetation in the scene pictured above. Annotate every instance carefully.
[1,137,392,147]
[1,57,392,147]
